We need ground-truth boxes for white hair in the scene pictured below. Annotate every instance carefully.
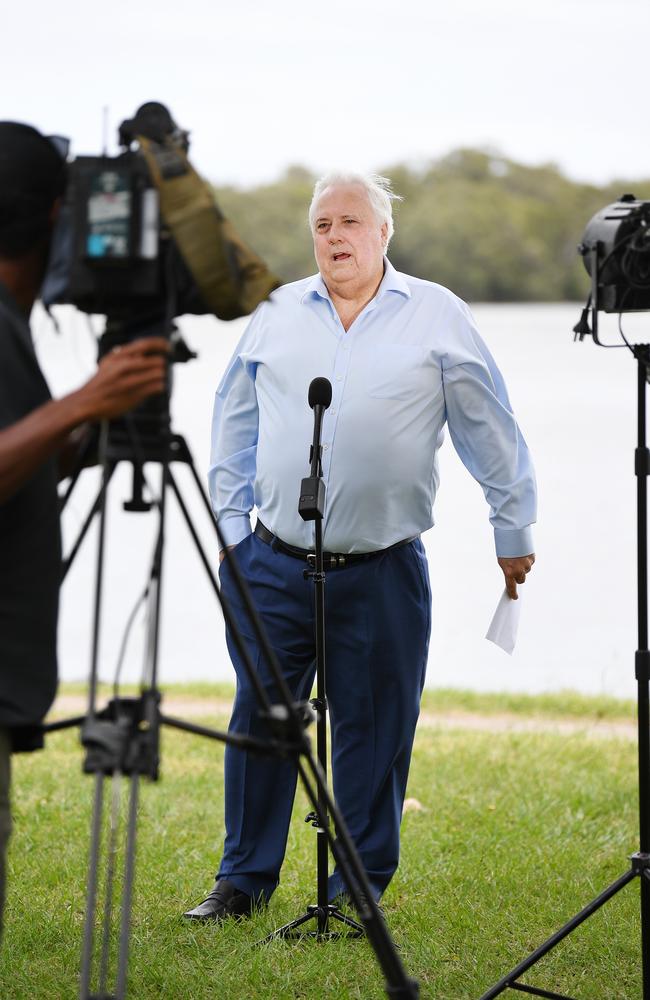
[308,171,402,246]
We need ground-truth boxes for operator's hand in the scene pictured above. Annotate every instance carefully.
[75,337,170,421]
[498,553,535,600]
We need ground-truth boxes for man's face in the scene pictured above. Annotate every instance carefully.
[312,184,387,295]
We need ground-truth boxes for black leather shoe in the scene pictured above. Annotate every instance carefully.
[183,879,257,922]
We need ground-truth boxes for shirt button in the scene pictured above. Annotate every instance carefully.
[323,444,329,451]
[330,408,337,415]
[335,375,343,382]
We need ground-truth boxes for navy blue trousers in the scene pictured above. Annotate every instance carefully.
[216,532,431,902]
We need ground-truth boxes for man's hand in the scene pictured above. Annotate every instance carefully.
[0,337,169,505]
[73,337,170,421]
[219,545,237,564]
[498,553,535,600]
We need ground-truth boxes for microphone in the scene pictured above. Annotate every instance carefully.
[298,378,332,521]
[307,378,332,477]
[308,377,332,410]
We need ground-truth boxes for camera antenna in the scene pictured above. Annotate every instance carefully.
[102,105,109,157]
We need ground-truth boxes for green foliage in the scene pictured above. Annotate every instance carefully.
[212,149,650,302]
[216,166,316,284]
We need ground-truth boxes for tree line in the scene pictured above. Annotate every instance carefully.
[214,148,650,302]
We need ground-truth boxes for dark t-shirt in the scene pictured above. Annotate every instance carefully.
[0,282,60,729]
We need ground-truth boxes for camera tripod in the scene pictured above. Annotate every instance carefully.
[45,397,419,1000]
[479,345,650,999]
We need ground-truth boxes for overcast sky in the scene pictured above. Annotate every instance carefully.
[4,0,647,188]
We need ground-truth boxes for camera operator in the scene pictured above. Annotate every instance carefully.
[0,121,169,936]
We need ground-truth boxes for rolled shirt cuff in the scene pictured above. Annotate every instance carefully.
[494,526,535,558]
[216,513,253,550]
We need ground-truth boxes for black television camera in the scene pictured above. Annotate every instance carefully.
[42,102,278,453]
[42,101,279,354]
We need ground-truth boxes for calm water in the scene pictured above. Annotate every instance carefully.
[32,301,648,699]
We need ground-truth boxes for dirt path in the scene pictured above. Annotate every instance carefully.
[50,694,637,741]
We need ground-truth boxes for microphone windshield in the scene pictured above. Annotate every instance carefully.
[308,377,332,409]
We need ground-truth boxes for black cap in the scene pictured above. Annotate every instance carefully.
[0,122,67,257]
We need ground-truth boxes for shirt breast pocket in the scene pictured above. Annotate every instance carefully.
[367,344,430,400]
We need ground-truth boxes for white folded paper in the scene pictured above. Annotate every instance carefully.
[486,589,522,655]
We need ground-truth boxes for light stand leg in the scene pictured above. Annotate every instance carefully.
[635,354,650,1000]
[478,869,636,1000]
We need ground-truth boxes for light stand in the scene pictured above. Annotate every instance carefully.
[46,386,417,998]
[478,346,650,1000]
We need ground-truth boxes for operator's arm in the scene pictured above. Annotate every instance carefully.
[57,423,96,481]
[208,325,260,558]
[0,337,168,504]
[441,301,537,599]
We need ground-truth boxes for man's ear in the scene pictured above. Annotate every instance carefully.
[381,222,388,248]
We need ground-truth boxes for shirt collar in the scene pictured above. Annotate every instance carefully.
[300,256,411,306]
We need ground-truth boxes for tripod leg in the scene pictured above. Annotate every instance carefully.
[88,433,112,717]
[141,460,170,691]
[61,463,117,583]
[79,774,104,1000]
[98,774,123,997]
[167,468,219,597]
[115,775,140,1000]
[295,757,419,999]
[167,469,273,711]
[184,450,221,529]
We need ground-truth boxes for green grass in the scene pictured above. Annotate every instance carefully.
[57,681,637,722]
[422,687,636,722]
[1,696,641,999]
[57,680,238,702]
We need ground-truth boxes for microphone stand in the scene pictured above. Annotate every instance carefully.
[262,386,364,941]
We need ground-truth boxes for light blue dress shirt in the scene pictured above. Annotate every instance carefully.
[209,258,536,557]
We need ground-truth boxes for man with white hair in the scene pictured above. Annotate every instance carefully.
[185,173,536,921]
